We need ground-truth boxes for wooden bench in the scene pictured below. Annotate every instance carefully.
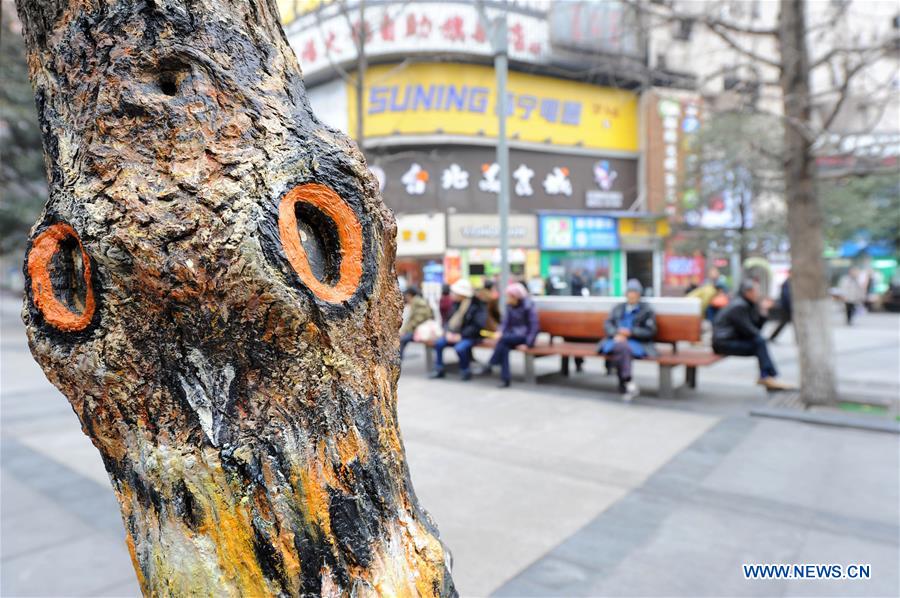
[419,296,722,398]
[519,296,722,398]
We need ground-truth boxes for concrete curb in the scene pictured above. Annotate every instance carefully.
[750,406,900,434]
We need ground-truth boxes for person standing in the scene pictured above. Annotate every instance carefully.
[839,267,866,326]
[570,269,587,297]
[476,283,539,388]
[768,272,792,342]
[597,279,657,401]
[429,279,487,381]
[713,279,792,390]
[399,287,434,359]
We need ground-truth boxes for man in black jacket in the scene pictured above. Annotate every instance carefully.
[713,279,792,391]
[429,279,488,381]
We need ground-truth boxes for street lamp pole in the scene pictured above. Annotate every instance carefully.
[492,14,510,313]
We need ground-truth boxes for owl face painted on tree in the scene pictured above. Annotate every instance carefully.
[18,0,453,595]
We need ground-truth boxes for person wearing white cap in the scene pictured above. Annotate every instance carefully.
[597,279,657,401]
[429,278,488,381]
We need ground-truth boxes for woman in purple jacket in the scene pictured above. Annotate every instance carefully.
[476,282,540,388]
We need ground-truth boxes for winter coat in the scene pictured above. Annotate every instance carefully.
[712,293,766,343]
[687,282,717,313]
[602,301,658,357]
[448,298,488,340]
[839,274,866,304]
[779,279,792,315]
[500,297,540,347]
[400,296,434,336]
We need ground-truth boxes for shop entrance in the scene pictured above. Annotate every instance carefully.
[626,251,654,295]
[541,250,622,296]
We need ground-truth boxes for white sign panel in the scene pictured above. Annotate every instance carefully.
[396,213,446,257]
[287,2,551,81]
[447,214,538,248]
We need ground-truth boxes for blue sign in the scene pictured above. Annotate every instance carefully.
[540,215,619,250]
[423,261,444,283]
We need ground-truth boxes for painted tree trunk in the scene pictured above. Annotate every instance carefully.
[778,0,838,405]
[15,0,456,595]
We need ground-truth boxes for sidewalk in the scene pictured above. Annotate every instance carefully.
[2,291,898,596]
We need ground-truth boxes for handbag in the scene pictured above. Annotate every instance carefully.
[413,319,443,343]
[710,292,729,309]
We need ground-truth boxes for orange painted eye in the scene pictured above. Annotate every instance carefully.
[27,223,96,332]
[278,183,363,303]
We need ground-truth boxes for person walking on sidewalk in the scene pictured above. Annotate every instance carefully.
[768,272,792,342]
[476,283,539,388]
[399,287,434,359]
[429,279,487,381]
[839,266,866,326]
[597,279,657,401]
[713,279,793,391]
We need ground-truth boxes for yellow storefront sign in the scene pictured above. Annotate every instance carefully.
[619,218,671,237]
[349,63,638,152]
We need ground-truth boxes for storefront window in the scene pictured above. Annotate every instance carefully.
[541,250,621,296]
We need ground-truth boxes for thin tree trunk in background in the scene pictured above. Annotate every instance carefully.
[15,0,455,594]
[778,0,838,404]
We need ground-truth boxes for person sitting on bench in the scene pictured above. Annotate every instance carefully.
[475,282,539,388]
[597,279,657,401]
[399,286,434,359]
[712,279,793,391]
[429,279,487,381]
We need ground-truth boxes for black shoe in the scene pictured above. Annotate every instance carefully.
[460,370,472,381]
[473,364,493,376]
[428,370,445,379]
[497,380,511,388]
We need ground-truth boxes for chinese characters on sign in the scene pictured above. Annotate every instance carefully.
[367,84,583,127]
[513,164,535,196]
[658,98,681,218]
[401,163,429,195]
[352,63,639,152]
[543,167,573,196]
[441,164,469,190]
[540,215,619,251]
[371,147,639,215]
[289,2,551,80]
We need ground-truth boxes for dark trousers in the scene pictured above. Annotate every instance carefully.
[714,335,778,379]
[399,332,414,358]
[844,302,856,325]
[488,334,527,382]
[768,316,790,341]
[434,337,478,373]
[601,340,634,386]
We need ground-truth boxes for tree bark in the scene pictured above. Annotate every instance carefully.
[16,0,455,595]
[778,0,838,405]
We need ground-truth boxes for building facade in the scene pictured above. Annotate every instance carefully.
[282,0,676,299]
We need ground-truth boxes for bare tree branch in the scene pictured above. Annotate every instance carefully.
[704,21,781,69]
[810,40,898,71]
[818,51,886,132]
